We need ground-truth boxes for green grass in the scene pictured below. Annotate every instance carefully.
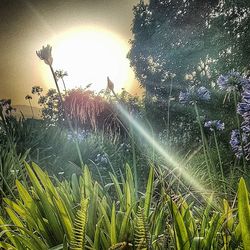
[0,162,249,249]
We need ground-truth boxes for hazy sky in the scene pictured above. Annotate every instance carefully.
[0,0,141,106]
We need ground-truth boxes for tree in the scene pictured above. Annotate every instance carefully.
[128,0,250,131]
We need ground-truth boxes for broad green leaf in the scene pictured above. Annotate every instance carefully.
[169,199,190,250]
[238,178,250,249]
[110,202,117,245]
[144,166,154,219]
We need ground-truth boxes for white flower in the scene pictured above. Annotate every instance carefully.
[36,45,53,66]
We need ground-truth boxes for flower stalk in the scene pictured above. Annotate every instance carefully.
[213,130,226,194]
[25,95,34,118]
[36,45,84,167]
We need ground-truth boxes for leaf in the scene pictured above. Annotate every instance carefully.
[111,202,117,245]
[70,199,89,250]
[169,199,190,250]
[118,207,132,242]
[238,178,250,249]
[110,173,124,209]
[93,217,103,250]
[144,166,154,219]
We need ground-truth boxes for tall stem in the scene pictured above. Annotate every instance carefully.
[167,77,173,140]
[111,90,138,198]
[213,130,226,194]
[49,65,84,167]
[62,78,67,93]
[28,99,34,118]
[194,103,214,186]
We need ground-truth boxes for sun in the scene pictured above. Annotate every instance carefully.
[46,27,131,92]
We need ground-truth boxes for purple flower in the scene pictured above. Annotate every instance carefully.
[179,90,190,104]
[217,75,229,91]
[230,130,243,158]
[217,71,249,92]
[229,129,250,159]
[241,87,250,103]
[204,120,224,131]
[197,86,211,101]
[237,102,250,112]
[215,120,225,130]
[204,120,212,129]
[241,121,250,133]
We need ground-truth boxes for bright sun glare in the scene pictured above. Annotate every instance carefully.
[45,27,132,92]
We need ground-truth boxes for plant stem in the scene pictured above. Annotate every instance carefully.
[194,103,214,186]
[167,77,173,140]
[111,90,138,198]
[213,130,226,194]
[49,65,84,167]
[28,99,34,118]
[62,78,67,93]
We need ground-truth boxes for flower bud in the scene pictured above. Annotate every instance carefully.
[36,44,53,66]
[107,76,114,91]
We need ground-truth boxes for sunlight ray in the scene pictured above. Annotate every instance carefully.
[115,102,209,194]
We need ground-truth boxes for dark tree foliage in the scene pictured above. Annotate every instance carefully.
[129,0,218,95]
[208,1,250,73]
[128,0,250,150]
[129,0,250,96]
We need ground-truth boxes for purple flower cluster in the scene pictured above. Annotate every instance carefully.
[179,86,211,104]
[197,86,211,101]
[229,72,250,159]
[237,86,250,121]
[230,129,250,159]
[179,90,190,104]
[204,120,225,132]
[217,71,249,92]
[0,99,15,116]
[230,130,241,158]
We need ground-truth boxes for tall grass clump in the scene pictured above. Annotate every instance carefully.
[0,162,249,249]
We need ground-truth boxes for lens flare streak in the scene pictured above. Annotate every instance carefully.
[115,103,207,193]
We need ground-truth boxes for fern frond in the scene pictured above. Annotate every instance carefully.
[134,206,152,250]
[108,241,129,249]
[70,199,89,250]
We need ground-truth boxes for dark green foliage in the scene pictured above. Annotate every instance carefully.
[0,162,249,249]
[128,0,250,149]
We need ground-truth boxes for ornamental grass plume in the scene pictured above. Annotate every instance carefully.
[64,89,107,130]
